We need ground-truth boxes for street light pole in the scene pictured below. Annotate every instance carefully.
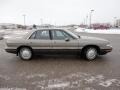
[89,10,94,29]
[23,14,26,29]
[40,18,43,25]
[114,17,117,28]
[86,15,88,26]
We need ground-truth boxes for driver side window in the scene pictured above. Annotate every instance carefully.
[52,30,73,40]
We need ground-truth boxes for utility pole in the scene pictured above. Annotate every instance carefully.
[89,10,94,29]
[23,14,26,29]
[86,15,88,26]
[40,18,43,25]
[114,17,117,28]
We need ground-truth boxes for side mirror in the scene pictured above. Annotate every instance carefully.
[65,38,70,42]
[77,35,81,38]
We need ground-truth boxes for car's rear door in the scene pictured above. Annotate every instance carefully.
[28,30,52,53]
[50,29,79,54]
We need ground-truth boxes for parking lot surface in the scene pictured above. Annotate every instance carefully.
[0,33,120,90]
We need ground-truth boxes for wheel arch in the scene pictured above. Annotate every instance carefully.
[81,45,100,54]
[16,45,33,56]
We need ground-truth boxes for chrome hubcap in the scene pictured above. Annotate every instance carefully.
[86,48,97,60]
[20,48,31,60]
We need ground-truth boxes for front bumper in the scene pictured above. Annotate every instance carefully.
[100,45,112,55]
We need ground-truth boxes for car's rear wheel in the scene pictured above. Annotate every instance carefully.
[83,47,97,60]
[18,47,32,60]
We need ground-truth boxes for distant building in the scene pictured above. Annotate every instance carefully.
[91,23,112,30]
[115,19,120,28]
[79,24,88,28]
[57,24,80,30]
[0,23,18,29]
[38,24,54,28]
[0,23,31,30]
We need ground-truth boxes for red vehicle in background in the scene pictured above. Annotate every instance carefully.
[91,23,112,30]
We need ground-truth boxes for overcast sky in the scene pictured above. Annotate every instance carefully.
[0,0,120,25]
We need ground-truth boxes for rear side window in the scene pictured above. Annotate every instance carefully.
[29,31,37,39]
[29,30,50,40]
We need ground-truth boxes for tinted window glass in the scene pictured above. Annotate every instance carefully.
[52,30,73,40]
[52,30,65,40]
[62,31,74,39]
[29,31,36,39]
[35,30,50,40]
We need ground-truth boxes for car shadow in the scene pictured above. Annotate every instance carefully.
[32,54,82,61]
[30,54,106,62]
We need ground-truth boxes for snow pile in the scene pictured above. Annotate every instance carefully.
[75,28,86,32]
[0,29,30,39]
[75,28,120,34]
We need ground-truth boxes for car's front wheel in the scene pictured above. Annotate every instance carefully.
[18,47,32,60]
[83,47,98,60]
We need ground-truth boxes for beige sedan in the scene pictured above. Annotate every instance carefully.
[5,29,112,61]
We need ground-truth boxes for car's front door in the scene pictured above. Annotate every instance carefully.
[51,30,79,53]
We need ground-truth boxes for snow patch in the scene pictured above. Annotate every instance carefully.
[84,76,96,83]
[27,72,120,89]
[48,82,70,88]
[19,72,26,77]
[1,72,118,89]
[75,28,120,34]
[84,87,96,90]
[0,88,26,90]
[0,29,30,39]
[26,74,47,79]
[0,74,10,80]
[99,79,119,87]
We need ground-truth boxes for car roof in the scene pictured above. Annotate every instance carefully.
[33,28,66,31]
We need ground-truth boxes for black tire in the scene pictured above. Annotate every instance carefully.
[18,47,32,60]
[82,47,97,60]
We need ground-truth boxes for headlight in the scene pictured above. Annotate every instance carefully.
[106,44,112,48]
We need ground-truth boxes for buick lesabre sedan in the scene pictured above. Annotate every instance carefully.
[5,29,112,61]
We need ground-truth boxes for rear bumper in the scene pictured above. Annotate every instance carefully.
[5,49,17,54]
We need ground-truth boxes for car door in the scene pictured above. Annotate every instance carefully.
[28,30,52,51]
[51,30,79,51]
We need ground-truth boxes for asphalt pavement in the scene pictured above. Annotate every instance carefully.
[0,33,120,90]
